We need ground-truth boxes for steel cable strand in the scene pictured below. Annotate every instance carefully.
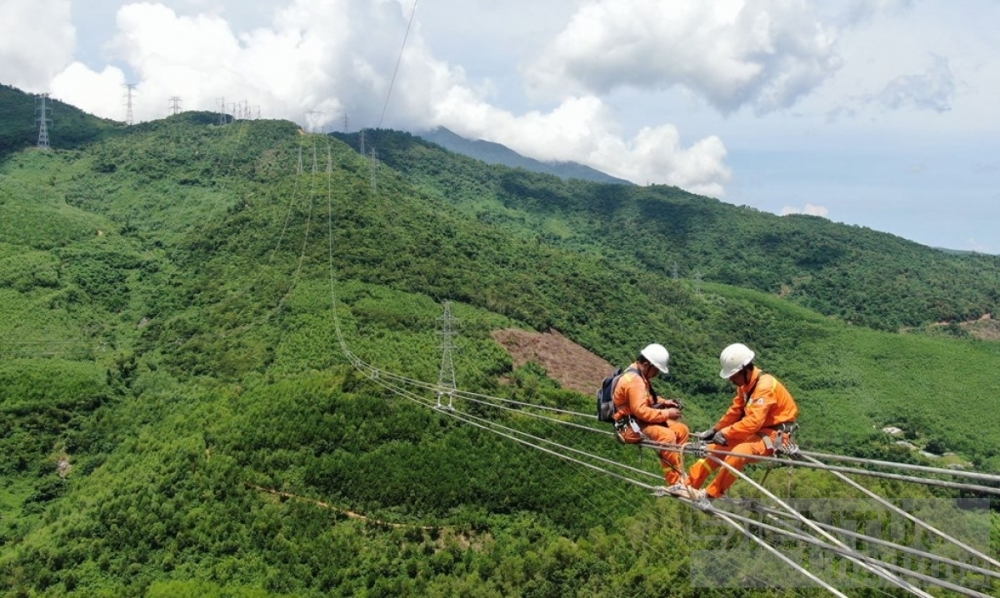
[703,455,935,598]
[387,374,613,435]
[366,367,600,419]
[363,368,662,484]
[643,440,1000,571]
[638,441,1000,496]
[795,453,1000,572]
[672,497,850,598]
[365,373,660,491]
[335,351,602,426]
[798,450,1000,485]
[368,362,692,509]
[712,496,1000,583]
[717,508,996,598]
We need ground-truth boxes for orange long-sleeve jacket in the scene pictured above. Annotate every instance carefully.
[612,363,673,425]
[715,366,798,442]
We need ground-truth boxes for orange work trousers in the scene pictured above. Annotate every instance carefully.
[688,433,771,498]
[620,420,690,486]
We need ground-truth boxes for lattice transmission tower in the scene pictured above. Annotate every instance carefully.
[436,301,459,409]
[122,83,137,125]
[36,93,52,150]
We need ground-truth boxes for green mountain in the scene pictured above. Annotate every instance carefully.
[416,126,632,185]
[334,129,1000,332]
[1,89,998,596]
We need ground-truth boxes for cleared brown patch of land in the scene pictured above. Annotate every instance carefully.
[965,316,1000,341]
[925,313,1000,341]
[491,328,613,394]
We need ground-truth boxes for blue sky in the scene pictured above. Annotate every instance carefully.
[2,0,997,253]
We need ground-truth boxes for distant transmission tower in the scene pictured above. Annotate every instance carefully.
[672,261,679,280]
[436,301,459,409]
[297,146,303,176]
[122,83,137,125]
[359,129,366,156]
[342,114,349,132]
[36,93,52,150]
[168,96,182,116]
[305,110,319,133]
[217,97,227,126]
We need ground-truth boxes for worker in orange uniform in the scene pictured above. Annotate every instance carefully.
[669,343,798,500]
[613,343,690,487]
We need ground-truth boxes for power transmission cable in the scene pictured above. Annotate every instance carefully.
[701,454,936,597]
[714,497,1000,583]
[377,0,419,130]
[800,450,1000,484]
[796,453,1000,571]
[718,509,995,598]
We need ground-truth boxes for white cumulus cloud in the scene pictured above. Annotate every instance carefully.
[41,0,731,195]
[525,0,841,115]
[0,0,75,92]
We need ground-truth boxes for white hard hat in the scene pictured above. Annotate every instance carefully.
[719,343,755,379]
[641,343,670,374]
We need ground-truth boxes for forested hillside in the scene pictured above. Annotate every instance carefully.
[335,130,1000,332]
[1,89,998,596]
[0,85,122,162]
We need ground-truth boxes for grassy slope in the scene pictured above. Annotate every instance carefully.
[0,112,997,595]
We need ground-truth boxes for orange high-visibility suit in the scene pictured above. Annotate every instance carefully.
[613,363,690,486]
[688,366,798,498]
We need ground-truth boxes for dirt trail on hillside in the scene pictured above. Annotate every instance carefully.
[491,328,613,394]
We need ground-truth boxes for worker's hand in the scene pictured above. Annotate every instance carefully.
[712,431,728,446]
[659,399,681,410]
[663,407,682,420]
[696,428,717,441]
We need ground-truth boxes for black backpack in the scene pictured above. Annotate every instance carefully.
[596,367,638,423]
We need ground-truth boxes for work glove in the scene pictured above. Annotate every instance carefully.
[711,431,728,446]
[663,407,682,421]
[696,428,717,441]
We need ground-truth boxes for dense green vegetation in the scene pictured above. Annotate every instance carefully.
[0,85,997,596]
[337,130,1000,332]
[0,85,123,162]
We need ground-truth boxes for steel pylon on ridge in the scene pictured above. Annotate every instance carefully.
[436,301,458,410]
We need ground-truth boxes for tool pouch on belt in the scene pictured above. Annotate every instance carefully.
[615,417,644,445]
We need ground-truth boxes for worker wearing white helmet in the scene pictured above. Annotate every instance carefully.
[612,343,690,487]
[668,343,799,500]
